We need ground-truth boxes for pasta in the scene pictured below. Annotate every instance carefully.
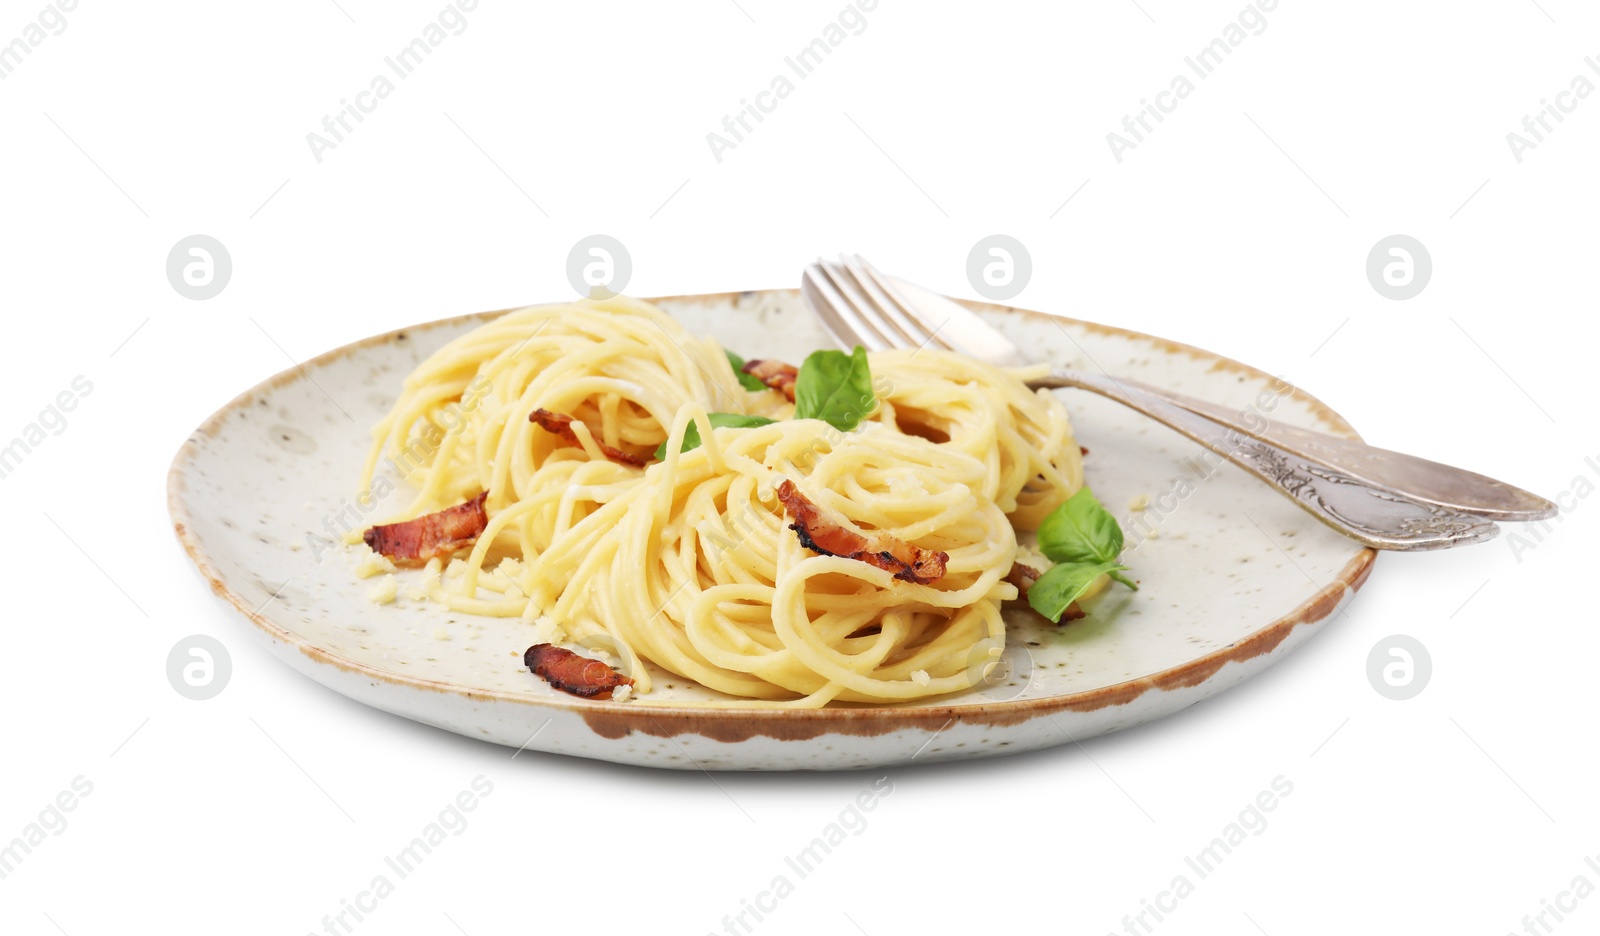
[356,296,1087,706]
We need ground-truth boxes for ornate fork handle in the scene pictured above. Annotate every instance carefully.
[1034,371,1498,551]
[1230,439,1498,548]
[1101,375,1554,522]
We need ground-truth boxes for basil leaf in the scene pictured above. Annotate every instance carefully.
[1027,560,1129,623]
[654,413,775,458]
[725,350,768,393]
[793,346,875,432]
[1037,487,1125,566]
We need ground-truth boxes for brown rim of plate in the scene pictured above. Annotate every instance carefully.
[167,290,1377,743]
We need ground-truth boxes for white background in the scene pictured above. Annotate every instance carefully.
[2,1,1596,933]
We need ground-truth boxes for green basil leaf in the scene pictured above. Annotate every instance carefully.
[654,413,776,458]
[792,346,875,432]
[725,350,768,393]
[1027,560,1128,623]
[1037,487,1125,566]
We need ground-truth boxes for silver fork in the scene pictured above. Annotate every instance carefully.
[802,255,1556,551]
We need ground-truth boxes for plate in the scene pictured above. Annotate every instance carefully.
[168,290,1374,770]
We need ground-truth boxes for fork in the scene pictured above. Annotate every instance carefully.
[801,255,1556,551]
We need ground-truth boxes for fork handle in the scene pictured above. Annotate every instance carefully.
[1099,374,1554,522]
[1031,371,1500,551]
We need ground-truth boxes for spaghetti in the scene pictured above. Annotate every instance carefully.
[356,296,1087,706]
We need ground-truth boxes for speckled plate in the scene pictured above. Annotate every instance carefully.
[168,290,1375,770]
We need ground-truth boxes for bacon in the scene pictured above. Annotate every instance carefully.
[1006,562,1042,593]
[363,492,488,566]
[529,408,648,467]
[742,359,798,402]
[524,644,634,699]
[1006,561,1085,622]
[775,479,947,584]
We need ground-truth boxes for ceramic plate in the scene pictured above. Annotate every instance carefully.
[168,290,1374,770]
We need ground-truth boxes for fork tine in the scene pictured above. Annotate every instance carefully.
[808,259,900,351]
[817,259,903,351]
[856,256,1030,365]
[833,255,928,349]
[849,256,963,355]
[802,261,891,352]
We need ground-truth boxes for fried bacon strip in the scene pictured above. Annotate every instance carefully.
[775,479,947,584]
[1005,562,1042,593]
[1006,561,1085,622]
[363,492,489,567]
[742,359,798,402]
[524,644,634,699]
[529,408,648,467]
